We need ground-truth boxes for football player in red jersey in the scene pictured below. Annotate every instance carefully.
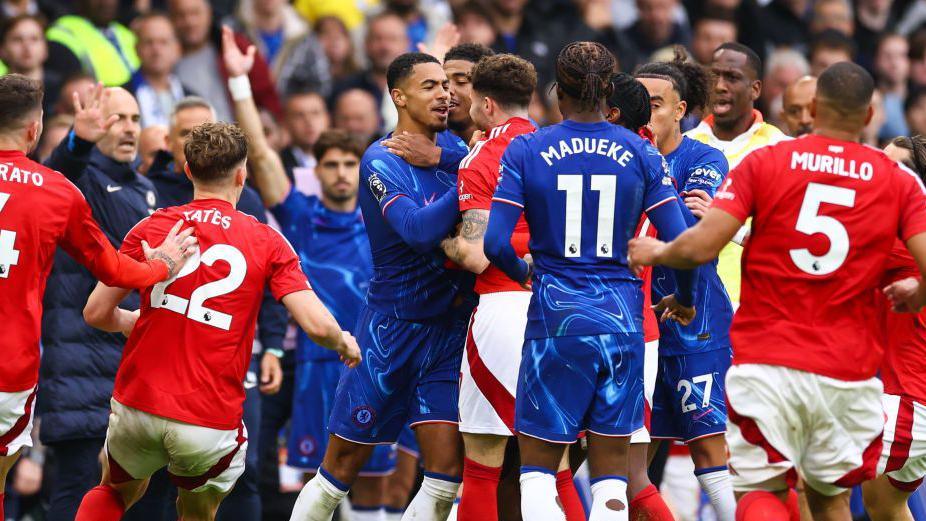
[73,122,360,521]
[0,74,194,521]
[630,62,926,520]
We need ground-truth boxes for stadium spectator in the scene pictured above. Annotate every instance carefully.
[626,0,691,62]
[333,88,381,145]
[292,0,373,32]
[233,0,332,98]
[779,75,816,137]
[854,0,896,69]
[314,16,359,82]
[168,0,282,122]
[909,30,926,90]
[863,87,886,146]
[906,89,926,138]
[34,113,73,161]
[260,107,287,152]
[809,0,853,37]
[39,85,157,521]
[0,14,65,113]
[281,91,330,193]
[487,0,569,90]
[760,48,809,129]
[46,0,138,87]
[330,12,408,129]
[455,1,496,47]
[689,8,737,65]
[53,72,96,116]
[761,0,811,51]
[385,0,451,51]
[875,32,910,141]
[136,123,167,174]
[808,29,856,76]
[125,12,191,128]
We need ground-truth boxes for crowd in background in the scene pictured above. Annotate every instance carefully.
[3,0,926,519]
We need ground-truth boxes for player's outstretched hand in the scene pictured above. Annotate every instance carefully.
[520,253,533,291]
[259,351,283,395]
[337,331,362,368]
[382,131,442,167]
[417,22,460,62]
[681,189,712,219]
[142,220,198,279]
[221,25,256,77]
[120,309,140,337]
[73,82,118,143]
[628,236,666,276]
[653,294,697,326]
[884,277,924,313]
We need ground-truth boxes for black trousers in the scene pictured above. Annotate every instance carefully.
[44,437,105,521]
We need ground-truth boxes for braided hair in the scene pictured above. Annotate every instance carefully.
[891,135,926,182]
[608,72,652,139]
[555,41,617,112]
[634,46,710,117]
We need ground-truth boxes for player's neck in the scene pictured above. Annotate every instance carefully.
[193,188,238,206]
[488,109,528,130]
[660,127,683,156]
[452,123,478,144]
[394,115,436,142]
[566,112,605,123]
[0,135,29,153]
[713,110,756,141]
[812,125,862,143]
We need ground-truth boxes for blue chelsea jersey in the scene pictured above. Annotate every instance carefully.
[652,137,734,355]
[271,190,372,361]
[358,130,472,321]
[493,120,682,339]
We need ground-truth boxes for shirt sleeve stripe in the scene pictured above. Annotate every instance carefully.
[491,197,524,209]
[645,196,676,213]
[381,194,406,215]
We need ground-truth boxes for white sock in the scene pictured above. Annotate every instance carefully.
[289,467,350,521]
[446,498,459,521]
[352,506,387,521]
[520,468,566,521]
[696,466,736,521]
[589,475,629,521]
[385,508,404,521]
[401,472,461,520]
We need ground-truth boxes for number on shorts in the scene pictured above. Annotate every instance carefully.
[557,174,617,258]
[678,373,714,413]
[150,244,247,330]
[0,192,20,279]
[790,182,855,275]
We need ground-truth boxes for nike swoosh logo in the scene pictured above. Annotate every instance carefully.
[106,185,122,193]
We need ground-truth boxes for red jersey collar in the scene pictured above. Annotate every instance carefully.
[702,109,764,129]
[0,149,28,160]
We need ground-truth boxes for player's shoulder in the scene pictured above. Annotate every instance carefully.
[437,129,468,151]
[361,135,391,164]
[681,137,729,169]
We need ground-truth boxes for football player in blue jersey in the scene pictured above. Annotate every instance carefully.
[634,50,736,521]
[484,41,697,521]
[290,52,474,521]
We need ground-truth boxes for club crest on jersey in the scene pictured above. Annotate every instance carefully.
[368,173,387,202]
[352,406,376,428]
[298,435,317,456]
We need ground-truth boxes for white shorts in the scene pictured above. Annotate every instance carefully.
[0,387,36,457]
[459,291,530,436]
[630,340,658,444]
[105,399,248,494]
[878,394,926,491]
[725,364,883,497]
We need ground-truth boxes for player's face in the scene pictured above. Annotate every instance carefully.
[639,77,683,146]
[315,148,360,203]
[169,106,214,170]
[710,49,759,127]
[0,19,47,72]
[97,89,141,163]
[781,79,816,137]
[469,90,491,131]
[285,93,330,150]
[445,59,475,131]
[397,62,451,133]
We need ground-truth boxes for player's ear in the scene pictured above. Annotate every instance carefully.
[183,161,194,182]
[676,100,687,123]
[391,87,406,108]
[235,165,246,187]
[810,97,818,119]
[605,106,620,124]
[751,79,762,102]
[864,103,874,126]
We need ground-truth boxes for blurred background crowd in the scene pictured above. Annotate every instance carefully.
[4,0,926,519]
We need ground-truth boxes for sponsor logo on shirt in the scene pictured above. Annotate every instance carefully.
[106,184,123,193]
[458,180,472,201]
[689,167,722,186]
[368,173,387,202]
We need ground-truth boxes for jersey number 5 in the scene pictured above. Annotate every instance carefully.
[558,174,616,258]
[150,244,247,330]
[790,182,856,275]
[0,192,21,279]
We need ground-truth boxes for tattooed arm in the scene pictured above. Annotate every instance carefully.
[441,209,491,274]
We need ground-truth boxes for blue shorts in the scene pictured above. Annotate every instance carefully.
[515,333,644,443]
[328,306,467,444]
[288,359,396,474]
[651,348,732,443]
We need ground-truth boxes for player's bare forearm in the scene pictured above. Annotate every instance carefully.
[232,95,290,207]
[282,290,343,350]
[903,233,926,309]
[83,282,133,332]
[440,209,490,274]
[656,208,742,268]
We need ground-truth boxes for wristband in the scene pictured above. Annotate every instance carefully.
[732,225,749,246]
[228,75,253,101]
[265,348,284,358]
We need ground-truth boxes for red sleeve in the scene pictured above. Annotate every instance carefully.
[58,188,168,287]
[266,227,311,301]
[711,147,763,222]
[119,219,146,260]
[897,165,926,241]
[458,141,500,212]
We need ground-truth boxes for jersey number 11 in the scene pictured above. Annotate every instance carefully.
[558,174,616,258]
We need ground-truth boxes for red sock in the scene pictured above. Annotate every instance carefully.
[556,469,587,521]
[457,458,502,521]
[75,485,125,521]
[629,484,674,521]
[785,489,800,521]
[736,491,790,521]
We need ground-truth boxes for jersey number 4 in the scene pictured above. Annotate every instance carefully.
[558,174,616,258]
[150,244,247,330]
[0,192,21,279]
[790,182,855,275]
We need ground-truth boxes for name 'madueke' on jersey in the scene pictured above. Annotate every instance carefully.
[0,150,169,393]
[711,134,926,381]
[115,199,310,430]
[652,136,734,355]
[489,120,694,339]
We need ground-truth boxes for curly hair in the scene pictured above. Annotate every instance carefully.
[608,72,651,134]
[184,122,249,184]
[555,41,617,112]
[635,46,710,116]
[471,53,537,109]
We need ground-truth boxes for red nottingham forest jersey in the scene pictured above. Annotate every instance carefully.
[879,241,926,402]
[0,150,168,392]
[458,117,535,294]
[114,199,310,430]
[712,134,926,380]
